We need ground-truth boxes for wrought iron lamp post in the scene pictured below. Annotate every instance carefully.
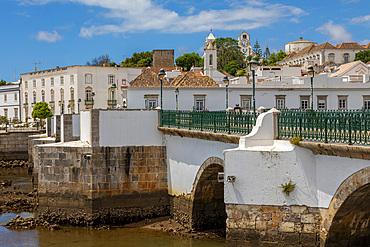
[78,98,81,113]
[174,87,179,110]
[249,56,260,120]
[307,66,315,110]
[111,83,116,109]
[158,69,166,109]
[223,76,229,109]
[91,92,95,109]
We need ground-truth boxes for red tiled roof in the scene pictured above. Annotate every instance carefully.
[335,42,364,49]
[171,72,219,88]
[129,68,172,87]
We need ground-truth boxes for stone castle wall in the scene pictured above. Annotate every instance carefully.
[0,131,43,160]
[153,50,174,68]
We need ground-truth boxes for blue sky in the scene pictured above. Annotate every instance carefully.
[1,0,369,82]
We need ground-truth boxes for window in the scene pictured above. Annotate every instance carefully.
[276,95,286,109]
[25,93,28,104]
[194,95,206,111]
[42,79,45,87]
[328,53,335,62]
[60,89,64,102]
[60,76,64,85]
[14,108,18,119]
[4,94,7,103]
[50,90,54,102]
[14,93,17,102]
[85,88,93,101]
[85,74,92,84]
[70,75,74,84]
[25,81,28,89]
[343,53,350,63]
[338,96,348,110]
[364,96,370,110]
[33,80,36,88]
[70,88,74,100]
[240,95,251,109]
[51,77,54,86]
[108,75,115,84]
[209,54,213,66]
[41,91,45,102]
[317,96,327,110]
[33,92,36,104]
[4,109,8,118]
[144,95,158,109]
[300,96,310,109]
[243,34,247,39]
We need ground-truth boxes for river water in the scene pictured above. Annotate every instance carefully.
[0,168,225,247]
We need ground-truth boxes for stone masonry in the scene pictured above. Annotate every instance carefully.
[37,143,169,226]
[0,131,43,160]
[153,50,174,68]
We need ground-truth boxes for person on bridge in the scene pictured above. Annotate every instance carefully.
[234,104,243,113]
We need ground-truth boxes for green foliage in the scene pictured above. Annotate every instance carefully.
[261,59,269,66]
[0,116,8,124]
[213,37,246,71]
[252,40,262,57]
[31,102,53,120]
[263,46,271,60]
[86,54,114,66]
[236,69,247,77]
[175,52,203,71]
[0,79,7,86]
[276,50,287,61]
[266,50,287,65]
[280,180,296,196]
[354,50,370,64]
[121,51,153,67]
[290,136,303,146]
[224,60,240,76]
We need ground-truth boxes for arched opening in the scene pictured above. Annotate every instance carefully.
[324,167,370,247]
[191,157,226,230]
[209,54,213,66]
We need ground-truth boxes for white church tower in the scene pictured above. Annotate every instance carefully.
[238,30,252,57]
[203,32,217,77]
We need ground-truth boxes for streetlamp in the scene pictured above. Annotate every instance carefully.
[78,98,81,113]
[307,66,315,110]
[174,87,179,110]
[91,92,95,109]
[249,56,260,120]
[144,94,147,109]
[158,69,166,109]
[223,76,229,109]
[68,104,70,114]
[111,83,116,109]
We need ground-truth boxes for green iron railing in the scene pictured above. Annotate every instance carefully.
[161,110,256,135]
[278,110,370,145]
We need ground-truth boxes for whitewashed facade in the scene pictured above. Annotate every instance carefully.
[0,83,21,121]
[20,66,142,122]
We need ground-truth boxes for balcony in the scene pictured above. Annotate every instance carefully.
[85,100,94,106]
[107,100,117,106]
[23,103,28,108]
[68,100,75,105]
[58,100,65,106]
[49,101,55,107]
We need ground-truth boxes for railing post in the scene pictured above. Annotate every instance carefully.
[324,116,328,143]
[228,112,231,134]
[213,113,216,133]
[348,117,352,145]
[200,112,203,131]
[160,109,163,127]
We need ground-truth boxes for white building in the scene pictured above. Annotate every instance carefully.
[285,37,317,55]
[0,83,21,121]
[20,65,142,122]
[238,31,252,57]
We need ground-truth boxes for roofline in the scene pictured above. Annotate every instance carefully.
[20,65,142,75]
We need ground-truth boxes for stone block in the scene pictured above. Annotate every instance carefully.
[301,214,315,224]
[302,223,316,233]
[281,222,295,233]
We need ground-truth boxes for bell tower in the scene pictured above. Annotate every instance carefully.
[203,32,217,77]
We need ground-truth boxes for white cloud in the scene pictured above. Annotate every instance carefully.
[17,0,306,38]
[351,15,370,23]
[316,21,353,43]
[34,30,62,42]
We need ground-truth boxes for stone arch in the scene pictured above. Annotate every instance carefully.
[322,167,370,246]
[190,157,225,230]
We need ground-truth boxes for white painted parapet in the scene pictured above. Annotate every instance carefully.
[80,111,91,144]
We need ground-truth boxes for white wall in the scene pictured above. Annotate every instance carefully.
[166,135,237,196]
[80,111,91,144]
[50,117,54,136]
[98,109,163,146]
[72,114,80,137]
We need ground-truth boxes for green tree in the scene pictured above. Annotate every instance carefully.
[263,46,271,60]
[86,54,115,66]
[213,37,246,71]
[121,51,153,67]
[354,50,370,64]
[224,61,240,76]
[32,102,53,127]
[252,40,262,57]
[236,69,247,77]
[276,50,287,61]
[0,79,6,86]
[0,116,8,125]
[175,52,203,71]
[268,52,278,65]
[261,59,269,66]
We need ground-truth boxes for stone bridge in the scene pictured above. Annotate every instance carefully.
[32,109,369,246]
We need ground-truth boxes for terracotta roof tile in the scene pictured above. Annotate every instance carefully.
[130,68,172,87]
[330,61,360,77]
[335,42,364,49]
[171,72,219,88]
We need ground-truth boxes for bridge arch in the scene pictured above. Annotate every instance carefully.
[323,166,370,246]
[190,157,226,230]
